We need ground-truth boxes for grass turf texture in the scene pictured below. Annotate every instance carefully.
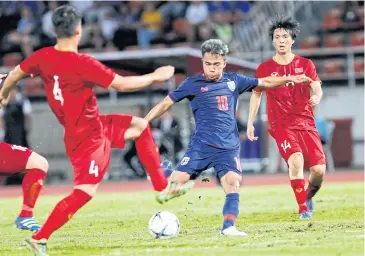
[0,182,363,256]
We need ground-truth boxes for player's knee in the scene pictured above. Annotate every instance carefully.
[310,164,326,177]
[74,184,99,197]
[222,172,242,193]
[26,152,49,173]
[133,117,148,137]
[288,153,304,174]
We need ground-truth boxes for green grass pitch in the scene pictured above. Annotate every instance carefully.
[0,182,363,256]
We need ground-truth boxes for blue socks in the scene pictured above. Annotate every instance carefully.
[222,193,240,230]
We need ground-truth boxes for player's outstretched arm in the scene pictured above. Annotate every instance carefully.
[145,96,175,123]
[247,91,262,141]
[257,74,313,89]
[109,66,175,92]
[0,66,28,107]
[309,81,323,106]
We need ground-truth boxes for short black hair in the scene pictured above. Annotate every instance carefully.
[269,16,300,40]
[201,39,229,58]
[52,5,81,38]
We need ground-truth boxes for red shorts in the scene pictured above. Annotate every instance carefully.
[272,129,326,170]
[69,114,133,185]
[0,142,32,175]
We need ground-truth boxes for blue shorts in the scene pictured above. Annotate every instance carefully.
[175,147,242,180]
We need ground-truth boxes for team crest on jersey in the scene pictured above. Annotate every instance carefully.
[295,68,303,73]
[181,157,190,166]
[271,72,278,76]
[227,81,236,91]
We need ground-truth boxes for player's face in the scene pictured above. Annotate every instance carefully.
[202,52,227,81]
[273,28,294,54]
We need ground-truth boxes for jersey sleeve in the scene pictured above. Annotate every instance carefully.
[168,78,194,102]
[19,50,42,76]
[235,74,258,94]
[305,60,321,83]
[253,64,264,93]
[80,55,116,88]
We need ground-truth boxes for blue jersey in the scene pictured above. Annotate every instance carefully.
[169,72,258,152]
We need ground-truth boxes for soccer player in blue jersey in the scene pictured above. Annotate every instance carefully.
[145,39,312,236]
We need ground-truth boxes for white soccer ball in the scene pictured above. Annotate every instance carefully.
[148,211,180,239]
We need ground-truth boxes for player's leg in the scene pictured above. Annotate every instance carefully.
[27,143,110,252]
[304,131,327,216]
[16,151,49,232]
[274,130,310,218]
[215,151,247,237]
[156,149,209,204]
[102,114,167,192]
[156,170,194,204]
[0,142,48,232]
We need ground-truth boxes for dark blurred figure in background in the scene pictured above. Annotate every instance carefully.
[123,105,147,178]
[0,87,32,185]
[153,109,183,164]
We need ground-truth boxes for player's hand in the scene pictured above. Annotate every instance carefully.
[153,66,175,82]
[247,124,258,141]
[291,74,313,84]
[309,95,321,106]
[0,74,9,109]
[0,73,7,85]
[0,94,8,109]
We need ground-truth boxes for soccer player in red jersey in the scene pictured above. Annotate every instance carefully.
[247,16,326,220]
[0,5,174,254]
[0,75,49,233]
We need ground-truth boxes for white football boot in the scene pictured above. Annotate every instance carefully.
[220,226,248,237]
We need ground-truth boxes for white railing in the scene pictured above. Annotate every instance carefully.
[231,1,308,54]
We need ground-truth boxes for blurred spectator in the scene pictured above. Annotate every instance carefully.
[113,3,141,50]
[212,12,233,44]
[69,0,93,16]
[0,87,32,148]
[0,87,32,186]
[154,109,183,164]
[207,1,232,22]
[159,2,186,20]
[100,9,119,45]
[233,1,252,22]
[4,5,39,57]
[185,1,211,44]
[42,1,58,43]
[186,1,209,25]
[137,3,163,49]
[123,105,147,178]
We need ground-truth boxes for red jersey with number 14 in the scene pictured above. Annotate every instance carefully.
[19,47,116,155]
[254,55,321,134]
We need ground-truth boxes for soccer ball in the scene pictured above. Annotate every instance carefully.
[148,211,180,239]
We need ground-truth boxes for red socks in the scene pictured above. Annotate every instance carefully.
[19,168,46,217]
[290,179,308,213]
[135,125,167,191]
[32,189,92,240]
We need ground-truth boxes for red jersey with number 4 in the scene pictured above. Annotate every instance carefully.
[254,55,321,134]
[19,47,116,155]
